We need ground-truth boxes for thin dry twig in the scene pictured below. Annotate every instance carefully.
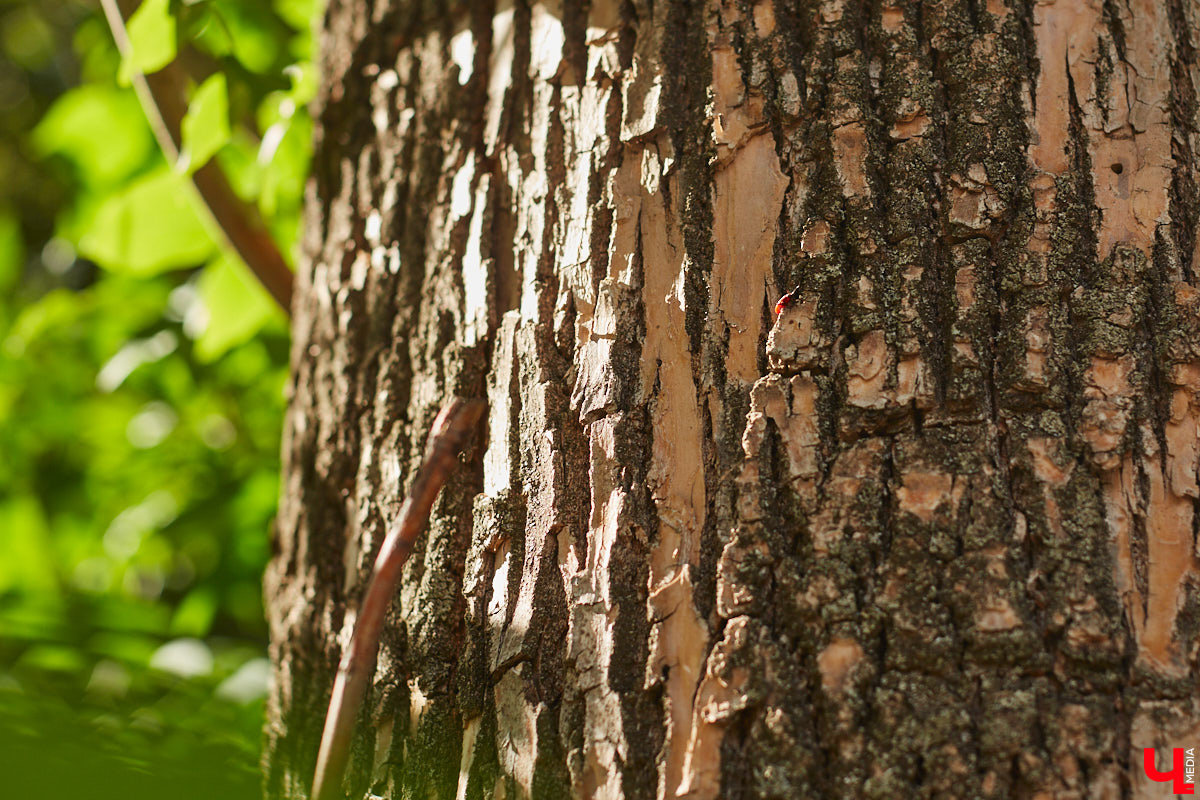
[311,397,486,800]
[99,0,295,313]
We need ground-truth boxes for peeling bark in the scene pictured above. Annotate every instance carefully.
[265,0,1200,798]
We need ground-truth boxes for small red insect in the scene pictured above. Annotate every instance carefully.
[774,285,802,315]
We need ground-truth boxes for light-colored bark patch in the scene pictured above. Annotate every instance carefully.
[678,617,754,799]
[896,471,954,523]
[643,186,709,800]
[455,717,482,800]
[767,294,825,370]
[1029,0,1172,258]
[975,598,1021,632]
[818,637,864,693]
[1139,468,1194,675]
[496,668,538,795]
[571,416,633,800]
[833,123,870,198]
[1028,438,1071,487]
[712,135,787,385]
[846,330,889,410]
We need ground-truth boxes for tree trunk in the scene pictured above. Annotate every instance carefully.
[264,0,1200,797]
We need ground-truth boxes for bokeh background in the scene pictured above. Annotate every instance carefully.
[0,0,318,795]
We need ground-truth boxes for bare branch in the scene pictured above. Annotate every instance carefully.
[311,397,486,800]
[99,0,295,314]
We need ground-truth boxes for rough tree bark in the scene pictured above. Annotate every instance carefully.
[264,0,1200,797]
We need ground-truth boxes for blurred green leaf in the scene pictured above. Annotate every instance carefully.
[212,131,261,201]
[75,16,123,85]
[211,0,281,74]
[87,631,159,666]
[273,0,318,31]
[0,212,24,294]
[186,4,234,59]
[3,0,317,791]
[179,74,230,174]
[283,61,317,105]
[92,596,172,635]
[169,589,217,637]
[33,85,152,186]
[5,289,80,357]
[258,112,309,217]
[3,7,55,70]
[119,0,177,84]
[18,644,86,675]
[0,497,58,594]
[78,168,215,275]
[194,252,276,362]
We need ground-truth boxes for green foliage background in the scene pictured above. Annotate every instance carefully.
[0,0,318,795]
